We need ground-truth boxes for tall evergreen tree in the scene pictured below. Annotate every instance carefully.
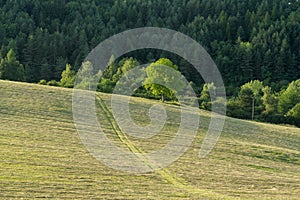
[60,64,75,88]
[0,49,24,81]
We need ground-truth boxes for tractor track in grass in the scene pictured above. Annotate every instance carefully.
[3,81,299,199]
[96,94,235,199]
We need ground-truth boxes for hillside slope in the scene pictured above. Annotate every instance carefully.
[0,80,299,199]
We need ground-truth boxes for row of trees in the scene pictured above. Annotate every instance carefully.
[43,57,186,101]
[209,80,300,127]
[43,56,299,127]
[0,0,299,94]
[0,0,299,126]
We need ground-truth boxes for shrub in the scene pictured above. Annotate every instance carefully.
[38,79,47,85]
[47,80,59,86]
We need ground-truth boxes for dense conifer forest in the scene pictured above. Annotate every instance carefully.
[0,0,299,126]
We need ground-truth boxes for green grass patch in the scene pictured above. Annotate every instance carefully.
[1,80,300,199]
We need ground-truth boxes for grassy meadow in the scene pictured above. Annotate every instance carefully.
[0,80,299,199]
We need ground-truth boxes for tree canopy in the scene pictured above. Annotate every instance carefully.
[1,0,299,127]
[0,49,24,81]
[0,0,298,92]
[278,79,300,114]
[144,58,186,102]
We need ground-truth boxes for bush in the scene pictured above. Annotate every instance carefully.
[259,113,286,124]
[212,97,226,114]
[97,78,115,93]
[227,98,250,119]
[258,113,300,127]
[38,79,47,85]
[47,80,59,86]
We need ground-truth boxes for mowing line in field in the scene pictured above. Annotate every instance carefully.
[96,94,236,199]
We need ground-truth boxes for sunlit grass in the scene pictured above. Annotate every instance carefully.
[0,80,299,199]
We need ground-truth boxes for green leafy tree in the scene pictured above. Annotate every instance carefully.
[238,80,264,119]
[75,61,102,90]
[102,55,118,80]
[112,57,140,82]
[261,86,278,114]
[278,79,300,114]
[114,67,146,96]
[199,83,216,110]
[287,103,300,123]
[60,64,75,88]
[241,80,263,100]
[144,58,186,102]
[98,78,115,93]
[98,57,141,93]
[238,87,254,116]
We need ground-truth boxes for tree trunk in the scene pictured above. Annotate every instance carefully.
[161,93,165,103]
[252,97,255,120]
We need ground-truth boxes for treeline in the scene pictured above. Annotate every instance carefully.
[224,80,300,127]
[40,56,300,127]
[0,0,299,94]
[0,0,299,126]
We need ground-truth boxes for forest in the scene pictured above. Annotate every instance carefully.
[0,0,299,126]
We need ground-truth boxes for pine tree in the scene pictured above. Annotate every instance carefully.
[0,49,25,81]
[60,64,75,88]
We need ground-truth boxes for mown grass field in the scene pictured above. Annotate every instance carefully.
[0,80,299,199]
